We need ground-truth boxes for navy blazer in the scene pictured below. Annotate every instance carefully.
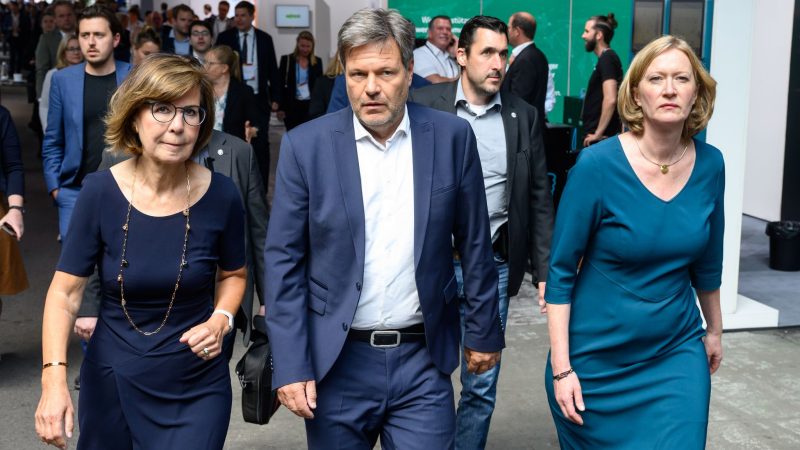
[265,103,505,388]
[0,105,24,196]
[216,27,280,104]
[42,61,131,193]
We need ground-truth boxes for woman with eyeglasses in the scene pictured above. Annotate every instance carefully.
[38,35,83,128]
[35,54,246,450]
[203,45,262,144]
[276,30,323,130]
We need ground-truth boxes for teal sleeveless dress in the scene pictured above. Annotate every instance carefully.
[544,137,725,449]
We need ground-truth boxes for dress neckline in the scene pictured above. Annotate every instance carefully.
[108,169,215,219]
[615,136,700,204]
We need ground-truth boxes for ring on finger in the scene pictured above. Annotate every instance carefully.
[202,347,210,357]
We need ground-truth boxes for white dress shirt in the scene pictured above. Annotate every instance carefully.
[239,28,259,94]
[351,107,422,330]
[413,41,459,79]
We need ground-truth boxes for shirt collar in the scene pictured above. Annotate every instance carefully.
[353,105,410,150]
[238,27,253,37]
[425,40,448,57]
[454,78,502,114]
[169,28,189,42]
[511,40,533,59]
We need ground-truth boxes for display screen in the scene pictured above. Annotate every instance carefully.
[275,5,310,28]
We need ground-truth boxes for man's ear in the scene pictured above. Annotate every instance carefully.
[113,32,121,49]
[456,48,467,68]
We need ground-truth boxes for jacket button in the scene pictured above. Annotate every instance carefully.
[342,323,349,332]
[356,282,362,291]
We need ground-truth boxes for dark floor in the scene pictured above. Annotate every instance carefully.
[738,215,800,327]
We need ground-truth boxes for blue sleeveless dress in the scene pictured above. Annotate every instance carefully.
[544,137,725,449]
[57,170,245,450]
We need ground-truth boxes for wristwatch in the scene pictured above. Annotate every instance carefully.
[213,309,234,331]
[8,205,24,214]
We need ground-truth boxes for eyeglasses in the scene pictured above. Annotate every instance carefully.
[66,47,81,52]
[191,30,211,37]
[146,101,206,126]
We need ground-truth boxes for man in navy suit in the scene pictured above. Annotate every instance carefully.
[265,9,504,450]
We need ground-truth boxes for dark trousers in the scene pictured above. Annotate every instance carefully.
[305,339,455,449]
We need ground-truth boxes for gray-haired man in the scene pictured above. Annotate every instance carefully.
[265,8,503,450]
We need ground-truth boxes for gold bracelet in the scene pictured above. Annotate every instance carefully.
[42,361,69,369]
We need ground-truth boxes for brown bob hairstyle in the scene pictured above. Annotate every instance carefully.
[618,35,717,139]
[105,53,215,157]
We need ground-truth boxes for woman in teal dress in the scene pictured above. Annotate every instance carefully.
[544,35,724,449]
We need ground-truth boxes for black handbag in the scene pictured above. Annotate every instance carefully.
[235,315,280,424]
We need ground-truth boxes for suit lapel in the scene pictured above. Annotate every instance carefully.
[209,132,233,177]
[409,107,433,267]
[500,93,519,208]
[332,110,366,267]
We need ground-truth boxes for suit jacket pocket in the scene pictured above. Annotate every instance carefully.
[308,277,328,315]
[443,274,457,304]
[431,184,456,197]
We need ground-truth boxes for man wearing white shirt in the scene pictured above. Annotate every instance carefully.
[211,0,232,38]
[413,15,459,83]
[189,20,212,63]
[266,9,503,449]
[502,12,550,125]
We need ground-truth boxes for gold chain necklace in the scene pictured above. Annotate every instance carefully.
[633,136,689,175]
[117,159,191,336]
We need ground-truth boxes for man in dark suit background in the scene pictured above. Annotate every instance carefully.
[502,12,550,126]
[216,0,279,187]
[35,0,75,97]
[410,16,554,450]
[161,3,194,55]
[265,9,504,450]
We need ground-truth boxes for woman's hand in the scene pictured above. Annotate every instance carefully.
[703,332,723,374]
[35,373,74,449]
[0,207,24,240]
[553,371,585,425]
[179,314,229,360]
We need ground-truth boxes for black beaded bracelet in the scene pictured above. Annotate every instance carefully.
[553,367,574,381]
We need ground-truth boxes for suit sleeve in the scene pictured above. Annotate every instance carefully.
[265,34,281,104]
[244,141,269,305]
[454,122,505,353]
[504,58,538,106]
[527,108,554,282]
[276,54,288,107]
[35,36,51,98]
[42,73,65,193]
[544,150,604,304]
[326,76,348,114]
[264,132,315,387]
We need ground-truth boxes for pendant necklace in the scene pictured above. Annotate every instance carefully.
[634,137,689,174]
[117,158,192,336]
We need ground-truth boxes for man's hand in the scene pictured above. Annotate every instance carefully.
[582,133,604,148]
[277,380,317,418]
[73,317,98,341]
[464,348,501,374]
[50,189,59,200]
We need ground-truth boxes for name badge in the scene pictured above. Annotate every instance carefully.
[242,63,256,81]
[296,82,311,100]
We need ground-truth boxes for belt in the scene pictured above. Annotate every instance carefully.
[347,324,426,348]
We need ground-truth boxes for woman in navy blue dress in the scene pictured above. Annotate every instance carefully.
[545,36,724,449]
[35,54,246,450]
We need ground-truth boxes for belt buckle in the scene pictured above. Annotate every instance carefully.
[370,330,401,348]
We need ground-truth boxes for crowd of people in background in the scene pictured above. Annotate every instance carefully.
[0,3,724,450]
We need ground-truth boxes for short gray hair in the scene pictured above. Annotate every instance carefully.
[338,8,415,69]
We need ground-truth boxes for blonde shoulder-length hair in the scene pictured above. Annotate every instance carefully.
[618,35,716,138]
[105,54,215,157]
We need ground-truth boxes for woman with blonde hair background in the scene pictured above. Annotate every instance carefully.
[204,44,262,143]
[39,35,83,127]
[35,54,246,449]
[276,30,323,129]
[545,35,723,448]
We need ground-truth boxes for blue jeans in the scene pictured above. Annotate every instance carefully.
[454,254,509,450]
[54,185,81,239]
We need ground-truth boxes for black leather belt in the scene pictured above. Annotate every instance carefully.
[348,324,426,348]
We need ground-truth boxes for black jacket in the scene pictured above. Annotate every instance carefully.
[221,78,265,142]
[502,42,549,125]
[410,82,554,294]
[277,53,323,107]
[216,27,280,105]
